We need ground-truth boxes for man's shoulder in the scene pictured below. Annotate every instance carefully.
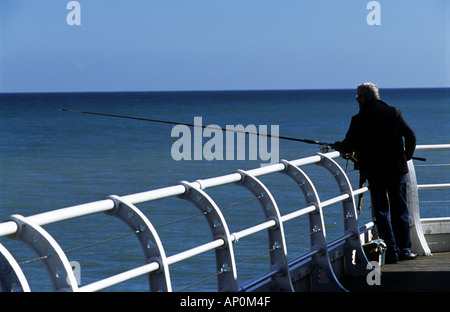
[352,100,399,122]
[374,100,399,115]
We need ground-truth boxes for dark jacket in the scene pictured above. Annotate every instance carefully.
[334,100,416,179]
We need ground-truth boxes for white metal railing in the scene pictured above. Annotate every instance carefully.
[407,144,450,256]
[0,144,448,292]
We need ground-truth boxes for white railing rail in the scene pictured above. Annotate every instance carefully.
[0,144,448,292]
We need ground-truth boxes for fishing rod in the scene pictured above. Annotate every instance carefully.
[60,109,333,147]
[60,109,426,161]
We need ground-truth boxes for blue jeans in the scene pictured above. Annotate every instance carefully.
[368,174,412,255]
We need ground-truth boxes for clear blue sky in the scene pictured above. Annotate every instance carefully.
[0,0,449,93]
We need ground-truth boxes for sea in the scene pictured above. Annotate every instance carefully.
[0,88,449,292]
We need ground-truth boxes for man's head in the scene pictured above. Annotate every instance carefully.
[356,82,380,107]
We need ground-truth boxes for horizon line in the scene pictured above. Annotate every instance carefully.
[1,86,449,95]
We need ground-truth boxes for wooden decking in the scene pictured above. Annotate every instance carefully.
[342,252,450,292]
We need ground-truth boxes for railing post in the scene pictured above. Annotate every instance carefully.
[405,160,432,256]
[317,153,371,277]
[178,181,238,291]
[106,195,172,291]
[281,160,347,291]
[0,243,30,292]
[235,169,294,292]
[4,215,78,291]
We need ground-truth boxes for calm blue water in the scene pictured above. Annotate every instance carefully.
[0,88,449,291]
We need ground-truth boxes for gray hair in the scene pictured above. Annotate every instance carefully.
[357,82,380,101]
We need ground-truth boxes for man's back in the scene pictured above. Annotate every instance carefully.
[339,100,416,179]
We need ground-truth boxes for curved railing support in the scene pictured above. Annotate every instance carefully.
[106,195,172,291]
[235,169,294,292]
[178,181,239,292]
[406,161,432,256]
[4,215,78,291]
[317,153,371,276]
[0,243,30,292]
[281,160,347,291]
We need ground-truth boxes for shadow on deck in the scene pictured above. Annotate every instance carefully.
[342,252,450,292]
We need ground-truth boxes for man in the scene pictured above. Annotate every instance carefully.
[332,82,417,263]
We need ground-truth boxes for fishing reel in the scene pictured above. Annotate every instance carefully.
[342,151,358,163]
[319,144,330,153]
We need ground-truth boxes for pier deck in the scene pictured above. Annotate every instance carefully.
[343,252,450,292]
